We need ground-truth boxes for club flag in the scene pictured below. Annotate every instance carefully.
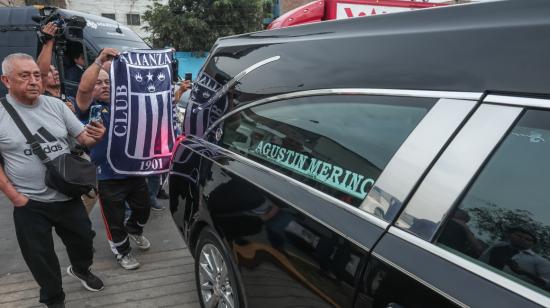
[183,72,229,138]
[108,49,175,175]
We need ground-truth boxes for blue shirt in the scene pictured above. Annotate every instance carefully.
[75,101,127,181]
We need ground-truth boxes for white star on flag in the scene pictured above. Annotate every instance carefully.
[146,71,154,81]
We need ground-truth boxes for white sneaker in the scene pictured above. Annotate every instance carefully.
[117,253,140,270]
[129,234,151,250]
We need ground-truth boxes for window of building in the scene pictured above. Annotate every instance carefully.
[220,95,435,206]
[102,13,116,20]
[126,14,140,26]
[436,109,550,296]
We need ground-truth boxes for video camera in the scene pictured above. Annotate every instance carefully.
[32,7,86,42]
[32,7,87,100]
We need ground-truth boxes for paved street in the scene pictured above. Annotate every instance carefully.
[0,193,200,307]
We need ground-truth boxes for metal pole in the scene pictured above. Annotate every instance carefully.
[273,0,281,19]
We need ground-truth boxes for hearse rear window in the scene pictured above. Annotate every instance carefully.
[221,95,435,207]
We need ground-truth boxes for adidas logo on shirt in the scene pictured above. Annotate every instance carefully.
[23,127,64,156]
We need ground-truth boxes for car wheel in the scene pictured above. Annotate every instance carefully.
[195,227,244,308]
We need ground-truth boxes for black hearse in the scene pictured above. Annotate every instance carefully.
[169,1,550,307]
[0,6,149,96]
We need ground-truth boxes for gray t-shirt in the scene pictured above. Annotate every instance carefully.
[0,94,85,202]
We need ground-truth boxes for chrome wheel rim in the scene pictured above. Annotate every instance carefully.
[198,243,235,308]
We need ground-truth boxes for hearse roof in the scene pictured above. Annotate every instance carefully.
[203,0,550,99]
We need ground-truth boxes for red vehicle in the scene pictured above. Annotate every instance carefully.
[268,0,448,29]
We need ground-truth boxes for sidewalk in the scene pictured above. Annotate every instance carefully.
[0,193,199,307]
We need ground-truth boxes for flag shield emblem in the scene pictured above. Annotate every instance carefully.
[108,49,175,174]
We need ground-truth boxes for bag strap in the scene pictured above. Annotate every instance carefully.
[0,97,51,163]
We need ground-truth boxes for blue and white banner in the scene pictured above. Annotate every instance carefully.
[108,49,175,175]
[183,72,229,138]
[183,56,280,138]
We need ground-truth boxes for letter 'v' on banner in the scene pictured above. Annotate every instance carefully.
[107,49,176,175]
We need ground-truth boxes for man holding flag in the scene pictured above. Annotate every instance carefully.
[75,48,151,270]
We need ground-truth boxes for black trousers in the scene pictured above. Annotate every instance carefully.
[98,177,151,256]
[13,198,95,306]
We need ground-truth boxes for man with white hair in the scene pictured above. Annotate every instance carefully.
[0,53,106,308]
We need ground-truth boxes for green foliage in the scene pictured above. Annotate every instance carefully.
[143,0,272,52]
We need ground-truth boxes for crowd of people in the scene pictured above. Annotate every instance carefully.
[0,22,189,308]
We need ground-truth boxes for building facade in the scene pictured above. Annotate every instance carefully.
[2,0,164,39]
[65,0,167,39]
[4,0,66,8]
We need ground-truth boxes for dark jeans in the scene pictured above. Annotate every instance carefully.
[98,177,151,256]
[13,198,95,306]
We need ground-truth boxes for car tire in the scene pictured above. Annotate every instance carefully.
[195,227,245,308]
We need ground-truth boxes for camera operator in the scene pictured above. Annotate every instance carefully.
[37,22,76,112]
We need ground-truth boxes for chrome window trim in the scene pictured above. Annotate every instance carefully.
[183,139,379,253]
[485,95,550,109]
[197,56,281,112]
[360,98,477,221]
[396,104,523,240]
[388,227,550,307]
[204,89,482,136]
[371,249,468,308]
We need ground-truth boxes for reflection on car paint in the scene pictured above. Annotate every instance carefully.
[184,72,226,138]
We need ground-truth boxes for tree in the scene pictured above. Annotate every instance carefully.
[143,0,272,52]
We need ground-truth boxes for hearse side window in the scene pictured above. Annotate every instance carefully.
[435,109,550,297]
[220,95,435,207]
